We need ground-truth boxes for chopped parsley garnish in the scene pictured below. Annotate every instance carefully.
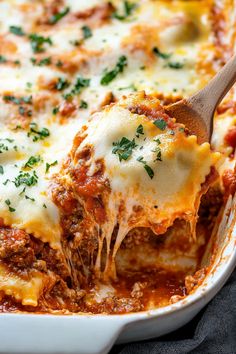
[179,127,185,132]
[2,138,14,143]
[79,100,88,109]
[43,203,47,208]
[153,47,171,60]
[0,55,7,63]
[55,77,70,91]
[137,156,145,163]
[52,106,59,115]
[24,155,41,169]
[0,165,4,174]
[14,170,38,187]
[63,93,73,100]
[101,55,127,85]
[73,76,90,94]
[25,195,35,202]
[153,119,167,131]
[27,123,50,142]
[3,95,32,105]
[168,62,184,69]
[18,106,25,115]
[45,160,58,173]
[81,25,92,39]
[31,57,51,66]
[112,137,137,161]
[64,76,90,98]
[118,83,137,91]
[9,25,25,36]
[29,34,53,53]
[49,7,70,24]
[144,164,154,179]
[0,143,9,153]
[152,138,162,162]
[137,156,154,179]
[5,199,15,212]
[112,1,137,21]
[136,124,144,138]
[152,146,162,162]
[18,106,32,117]
[22,96,32,104]
[56,60,63,67]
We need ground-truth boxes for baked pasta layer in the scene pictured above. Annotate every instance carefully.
[0,0,235,313]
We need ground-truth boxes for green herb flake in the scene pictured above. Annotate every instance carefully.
[45,160,58,173]
[137,156,154,179]
[29,34,53,53]
[5,199,15,212]
[153,47,171,60]
[27,122,50,142]
[118,83,137,91]
[137,156,146,163]
[144,164,154,179]
[25,195,35,202]
[112,136,137,161]
[18,106,25,115]
[179,127,185,132]
[72,76,90,94]
[9,25,25,36]
[79,100,88,109]
[136,124,144,138]
[153,119,167,131]
[3,95,32,105]
[0,165,4,174]
[55,77,70,91]
[31,57,51,66]
[112,1,137,21]
[81,25,92,39]
[43,203,47,208]
[168,62,184,69]
[101,55,127,85]
[24,155,41,169]
[52,106,59,115]
[0,143,9,154]
[56,60,63,67]
[153,146,162,162]
[0,55,7,64]
[14,170,38,187]
[49,7,70,24]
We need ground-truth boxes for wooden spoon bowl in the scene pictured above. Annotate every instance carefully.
[165,54,236,143]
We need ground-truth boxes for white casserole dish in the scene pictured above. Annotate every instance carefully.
[0,195,235,354]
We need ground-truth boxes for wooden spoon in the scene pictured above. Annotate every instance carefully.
[165,54,236,143]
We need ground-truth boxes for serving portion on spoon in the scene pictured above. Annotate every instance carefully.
[53,92,221,281]
[166,54,236,143]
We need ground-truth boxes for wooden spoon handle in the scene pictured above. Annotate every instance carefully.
[188,54,236,138]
